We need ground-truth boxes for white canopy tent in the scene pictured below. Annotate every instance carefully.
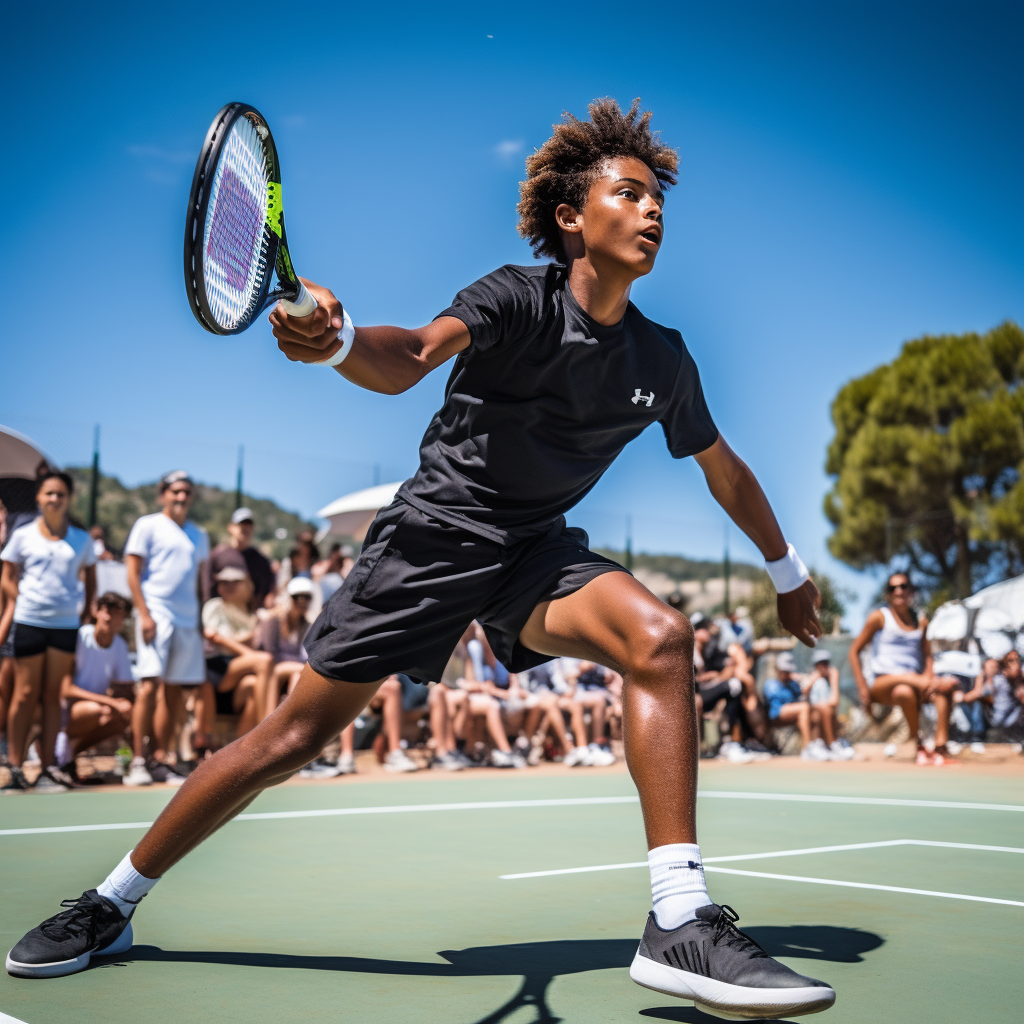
[0,425,56,478]
[315,481,402,542]
[927,573,1024,660]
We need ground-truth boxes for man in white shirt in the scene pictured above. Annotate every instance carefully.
[123,471,209,786]
[61,592,134,772]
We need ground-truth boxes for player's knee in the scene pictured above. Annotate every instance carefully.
[270,718,329,767]
[625,611,693,679]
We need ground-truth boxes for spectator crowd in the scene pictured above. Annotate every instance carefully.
[1,469,1022,793]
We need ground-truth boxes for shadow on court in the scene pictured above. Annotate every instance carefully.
[97,926,881,1024]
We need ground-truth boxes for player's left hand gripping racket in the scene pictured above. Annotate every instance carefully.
[184,102,315,334]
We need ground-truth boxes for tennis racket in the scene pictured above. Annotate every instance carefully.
[184,102,316,335]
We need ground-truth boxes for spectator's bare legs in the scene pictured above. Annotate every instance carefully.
[6,654,45,766]
[130,668,385,877]
[929,677,958,749]
[428,685,456,756]
[468,694,514,753]
[558,695,589,748]
[190,683,215,754]
[369,676,404,753]
[154,684,187,763]
[0,657,13,752]
[524,693,573,754]
[774,702,812,749]
[67,700,130,758]
[694,690,705,745]
[132,679,159,761]
[272,661,306,707]
[575,690,608,744]
[445,687,469,741]
[339,723,354,759]
[870,676,923,747]
[813,705,836,746]
[520,572,698,848]
[220,651,276,721]
[230,674,264,736]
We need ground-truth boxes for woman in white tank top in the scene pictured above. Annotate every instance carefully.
[848,572,958,765]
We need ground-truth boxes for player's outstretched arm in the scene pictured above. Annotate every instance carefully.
[694,435,822,647]
[269,279,470,395]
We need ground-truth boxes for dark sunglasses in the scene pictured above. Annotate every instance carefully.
[292,593,312,601]
[887,583,912,593]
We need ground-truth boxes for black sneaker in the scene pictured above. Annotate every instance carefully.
[630,904,836,1019]
[1,766,30,794]
[145,761,185,786]
[6,890,135,978]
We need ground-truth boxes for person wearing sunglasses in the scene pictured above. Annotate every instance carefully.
[848,572,958,765]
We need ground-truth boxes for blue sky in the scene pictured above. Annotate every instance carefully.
[2,1,1021,623]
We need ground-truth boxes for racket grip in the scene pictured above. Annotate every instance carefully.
[279,282,318,318]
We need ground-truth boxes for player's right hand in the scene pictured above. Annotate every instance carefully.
[270,278,347,363]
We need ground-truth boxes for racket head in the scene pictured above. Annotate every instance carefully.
[184,103,284,335]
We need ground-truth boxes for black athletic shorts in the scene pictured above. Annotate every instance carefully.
[10,622,79,658]
[305,499,626,684]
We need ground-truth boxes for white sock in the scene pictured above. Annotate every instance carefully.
[648,843,712,929]
[96,850,160,916]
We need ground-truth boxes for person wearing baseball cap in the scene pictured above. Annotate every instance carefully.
[122,471,209,786]
[763,651,828,760]
[204,507,276,613]
[807,649,854,760]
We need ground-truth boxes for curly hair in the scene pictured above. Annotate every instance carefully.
[517,98,678,262]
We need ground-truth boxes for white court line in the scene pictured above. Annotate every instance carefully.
[0,796,639,837]
[2,790,1022,838]
[701,865,1024,908]
[699,791,1024,813]
[0,1011,30,1023]
[499,839,1024,879]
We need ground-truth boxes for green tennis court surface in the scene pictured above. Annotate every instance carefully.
[2,763,1021,1023]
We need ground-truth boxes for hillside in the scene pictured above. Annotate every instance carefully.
[65,469,315,559]
[592,548,760,582]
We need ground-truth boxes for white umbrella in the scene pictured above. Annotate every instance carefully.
[316,481,402,542]
[0,425,56,478]
[928,573,1024,659]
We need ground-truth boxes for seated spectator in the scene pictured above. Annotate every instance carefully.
[258,576,315,704]
[566,661,617,765]
[991,650,1024,742]
[848,572,959,765]
[517,661,580,764]
[200,568,275,740]
[315,543,355,604]
[955,657,998,751]
[763,651,829,761]
[807,650,854,760]
[59,592,134,777]
[205,508,276,612]
[332,675,419,775]
[729,605,754,656]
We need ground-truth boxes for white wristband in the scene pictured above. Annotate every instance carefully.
[765,543,809,594]
[315,308,355,367]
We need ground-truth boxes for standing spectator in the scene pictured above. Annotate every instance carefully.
[848,572,958,765]
[60,593,134,774]
[0,471,96,793]
[122,471,209,787]
[991,650,1024,742]
[204,508,276,612]
[807,649,853,759]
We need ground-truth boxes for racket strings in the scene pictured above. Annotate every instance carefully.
[203,115,271,329]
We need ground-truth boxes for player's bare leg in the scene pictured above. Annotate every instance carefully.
[520,571,834,1018]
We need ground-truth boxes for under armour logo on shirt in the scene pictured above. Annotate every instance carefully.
[632,390,655,407]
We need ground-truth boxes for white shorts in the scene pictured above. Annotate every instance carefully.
[136,618,205,684]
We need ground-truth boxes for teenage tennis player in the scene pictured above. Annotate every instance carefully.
[8,99,835,1019]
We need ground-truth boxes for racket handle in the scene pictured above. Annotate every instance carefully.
[279,282,317,318]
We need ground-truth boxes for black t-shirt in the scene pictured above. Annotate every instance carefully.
[399,263,718,542]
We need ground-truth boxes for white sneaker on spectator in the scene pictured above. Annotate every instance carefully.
[122,758,153,787]
[717,741,755,764]
[431,751,465,771]
[801,739,832,762]
[944,740,963,755]
[969,741,986,754]
[586,743,616,766]
[829,740,855,761]
[384,750,419,773]
[31,768,70,794]
[563,746,592,767]
[299,758,341,779]
[336,753,356,775]
[490,749,517,768]
[527,736,545,766]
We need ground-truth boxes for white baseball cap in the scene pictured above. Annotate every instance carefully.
[287,576,315,597]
